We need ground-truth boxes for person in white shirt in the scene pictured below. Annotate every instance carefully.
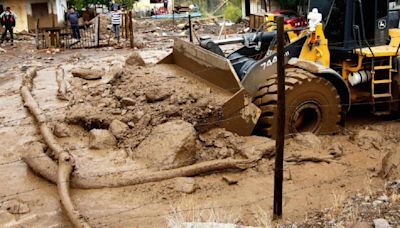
[110,7,122,42]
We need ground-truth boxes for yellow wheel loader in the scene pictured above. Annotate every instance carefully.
[158,0,400,138]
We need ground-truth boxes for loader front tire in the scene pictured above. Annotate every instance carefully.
[254,68,342,138]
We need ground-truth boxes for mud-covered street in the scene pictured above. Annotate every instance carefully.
[0,37,399,227]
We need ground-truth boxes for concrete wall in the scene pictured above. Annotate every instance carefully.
[0,0,66,32]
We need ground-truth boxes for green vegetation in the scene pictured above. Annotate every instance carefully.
[224,2,242,22]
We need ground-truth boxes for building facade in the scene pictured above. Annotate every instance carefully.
[0,0,67,32]
[241,0,279,18]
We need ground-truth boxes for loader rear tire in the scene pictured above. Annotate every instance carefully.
[254,68,341,138]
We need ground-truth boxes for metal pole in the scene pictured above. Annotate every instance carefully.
[273,15,285,219]
[189,14,193,43]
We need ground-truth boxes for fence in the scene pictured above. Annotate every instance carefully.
[35,12,134,49]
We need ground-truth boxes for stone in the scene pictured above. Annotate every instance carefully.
[378,147,400,179]
[372,200,383,207]
[145,88,171,103]
[53,123,70,138]
[373,219,391,228]
[386,180,400,191]
[240,136,275,159]
[377,195,390,202]
[174,177,197,194]
[137,114,151,127]
[120,97,136,107]
[89,129,117,149]
[135,120,197,169]
[125,52,146,66]
[2,199,30,214]
[133,110,145,122]
[222,175,238,185]
[109,120,129,138]
[294,132,322,150]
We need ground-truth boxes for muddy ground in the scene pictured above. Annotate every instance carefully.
[0,36,399,228]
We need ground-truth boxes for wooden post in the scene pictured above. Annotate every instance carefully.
[129,11,134,48]
[35,18,40,49]
[273,15,285,219]
[189,14,193,43]
[125,13,129,39]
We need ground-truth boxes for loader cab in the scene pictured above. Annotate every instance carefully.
[309,0,390,62]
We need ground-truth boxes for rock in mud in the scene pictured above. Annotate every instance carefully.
[198,128,244,160]
[53,123,70,138]
[373,219,391,228]
[222,175,239,185]
[89,129,117,149]
[120,97,136,107]
[71,68,103,80]
[378,147,400,179]
[126,52,146,66]
[135,120,196,169]
[145,88,172,103]
[174,177,198,194]
[293,133,321,150]
[2,199,30,214]
[109,120,129,138]
[240,136,275,159]
[354,129,383,149]
[328,143,344,157]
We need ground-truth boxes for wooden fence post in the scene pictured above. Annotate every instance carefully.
[129,11,134,48]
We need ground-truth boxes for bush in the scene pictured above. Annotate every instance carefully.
[224,3,242,22]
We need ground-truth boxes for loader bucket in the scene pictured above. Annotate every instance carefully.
[158,38,261,136]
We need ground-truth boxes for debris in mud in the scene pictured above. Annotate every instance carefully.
[126,52,146,66]
[71,68,104,80]
[109,119,129,139]
[198,128,243,161]
[145,88,172,103]
[240,136,275,159]
[378,147,400,178]
[135,120,197,170]
[120,97,136,107]
[294,182,400,227]
[53,122,71,138]
[222,175,239,185]
[89,129,117,149]
[354,129,383,150]
[2,199,30,215]
[293,132,322,151]
[174,177,198,194]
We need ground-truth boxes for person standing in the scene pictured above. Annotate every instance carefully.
[163,0,169,14]
[0,7,17,46]
[110,7,122,42]
[67,7,80,41]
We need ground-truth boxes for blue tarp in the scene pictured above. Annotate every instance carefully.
[151,12,202,19]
